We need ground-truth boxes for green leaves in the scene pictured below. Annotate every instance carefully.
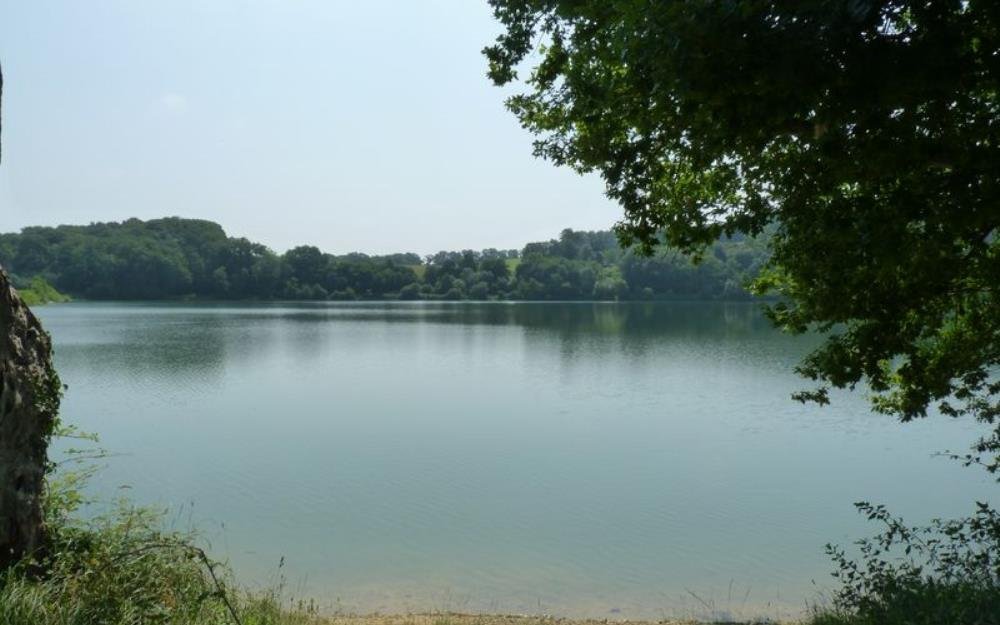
[819,501,1000,624]
[486,0,1000,475]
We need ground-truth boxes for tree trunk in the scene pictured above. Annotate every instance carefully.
[0,62,61,569]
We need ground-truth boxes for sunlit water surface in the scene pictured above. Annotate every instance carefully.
[37,302,995,621]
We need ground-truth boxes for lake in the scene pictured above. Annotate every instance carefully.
[37,301,995,621]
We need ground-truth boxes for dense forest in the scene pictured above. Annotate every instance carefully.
[0,217,769,301]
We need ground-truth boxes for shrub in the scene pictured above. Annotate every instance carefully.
[811,502,1000,625]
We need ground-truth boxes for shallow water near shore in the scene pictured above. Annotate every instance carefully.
[38,301,995,621]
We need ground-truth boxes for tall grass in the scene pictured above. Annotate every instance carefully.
[0,468,321,625]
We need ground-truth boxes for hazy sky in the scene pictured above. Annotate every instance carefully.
[0,1,621,255]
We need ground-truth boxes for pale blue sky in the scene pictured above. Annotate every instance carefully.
[0,1,619,254]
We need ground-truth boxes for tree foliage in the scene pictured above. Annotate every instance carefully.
[485,0,1000,472]
[0,218,768,303]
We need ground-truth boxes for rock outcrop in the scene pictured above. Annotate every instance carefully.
[0,267,61,568]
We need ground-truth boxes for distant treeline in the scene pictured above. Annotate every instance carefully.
[0,218,769,301]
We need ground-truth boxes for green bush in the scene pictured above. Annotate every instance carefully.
[809,502,1000,625]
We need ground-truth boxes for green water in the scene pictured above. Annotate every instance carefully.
[37,301,994,620]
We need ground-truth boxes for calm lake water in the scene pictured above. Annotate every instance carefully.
[37,301,995,620]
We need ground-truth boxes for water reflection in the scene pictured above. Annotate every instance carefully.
[42,301,790,381]
[33,301,994,621]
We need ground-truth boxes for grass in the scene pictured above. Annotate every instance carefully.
[408,265,427,280]
[16,276,70,306]
[0,503,324,625]
[0,462,325,625]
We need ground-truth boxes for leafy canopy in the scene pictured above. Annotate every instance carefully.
[485,1,1000,471]
[0,218,767,302]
